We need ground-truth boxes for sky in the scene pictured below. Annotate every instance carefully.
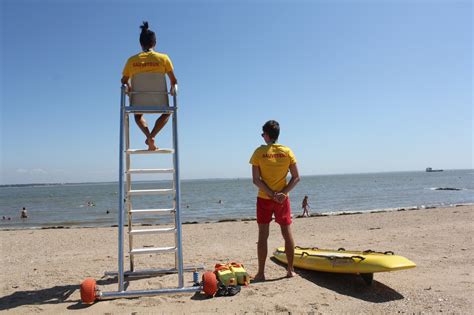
[0,0,472,185]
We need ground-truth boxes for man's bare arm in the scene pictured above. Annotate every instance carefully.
[281,163,300,196]
[252,165,274,198]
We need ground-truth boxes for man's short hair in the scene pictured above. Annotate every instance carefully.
[263,120,280,141]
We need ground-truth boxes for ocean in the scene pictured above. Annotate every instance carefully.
[0,169,472,229]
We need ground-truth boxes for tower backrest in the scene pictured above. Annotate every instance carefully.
[130,72,169,106]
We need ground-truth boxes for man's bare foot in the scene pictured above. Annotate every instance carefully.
[252,273,266,282]
[145,138,157,151]
[286,270,297,278]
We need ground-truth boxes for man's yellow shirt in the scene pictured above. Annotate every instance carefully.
[249,144,297,200]
[122,51,174,77]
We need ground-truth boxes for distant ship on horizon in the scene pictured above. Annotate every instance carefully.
[426,167,443,172]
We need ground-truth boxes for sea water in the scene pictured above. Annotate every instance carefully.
[0,169,472,229]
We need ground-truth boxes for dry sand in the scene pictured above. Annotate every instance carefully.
[1,205,473,314]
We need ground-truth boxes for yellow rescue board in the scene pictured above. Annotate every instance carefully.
[273,246,416,274]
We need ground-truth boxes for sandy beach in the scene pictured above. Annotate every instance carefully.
[1,205,473,314]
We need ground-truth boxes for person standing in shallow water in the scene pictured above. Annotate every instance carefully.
[121,21,178,151]
[20,207,28,219]
[250,120,300,280]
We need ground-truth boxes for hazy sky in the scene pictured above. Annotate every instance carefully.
[0,0,472,184]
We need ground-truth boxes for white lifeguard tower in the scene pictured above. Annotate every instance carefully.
[80,73,217,303]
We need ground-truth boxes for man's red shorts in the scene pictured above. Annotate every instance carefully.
[256,197,292,226]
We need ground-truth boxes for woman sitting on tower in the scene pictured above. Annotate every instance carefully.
[121,21,178,151]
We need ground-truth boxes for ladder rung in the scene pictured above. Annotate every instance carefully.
[104,266,205,277]
[128,189,175,196]
[125,106,176,114]
[130,246,177,255]
[126,149,174,155]
[127,168,174,174]
[130,208,175,215]
[129,227,176,235]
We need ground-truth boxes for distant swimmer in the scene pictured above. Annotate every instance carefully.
[20,207,28,219]
[106,210,110,214]
[218,200,223,204]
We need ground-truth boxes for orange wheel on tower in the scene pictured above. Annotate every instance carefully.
[80,278,97,304]
[202,271,218,297]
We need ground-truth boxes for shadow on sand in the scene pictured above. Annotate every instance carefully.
[0,275,161,311]
[270,257,404,303]
[189,274,288,300]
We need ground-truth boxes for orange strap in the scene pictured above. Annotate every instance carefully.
[214,263,230,271]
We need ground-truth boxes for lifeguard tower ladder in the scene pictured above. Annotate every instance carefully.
[80,73,217,302]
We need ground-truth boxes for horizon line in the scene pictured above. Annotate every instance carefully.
[1,168,472,187]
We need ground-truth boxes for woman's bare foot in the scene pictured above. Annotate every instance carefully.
[252,273,266,282]
[145,138,157,151]
[286,270,297,278]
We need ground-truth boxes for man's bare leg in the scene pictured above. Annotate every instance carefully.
[134,114,156,150]
[254,223,269,281]
[150,114,171,140]
[280,224,297,277]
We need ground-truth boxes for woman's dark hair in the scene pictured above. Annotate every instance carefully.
[262,120,280,142]
[140,21,156,50]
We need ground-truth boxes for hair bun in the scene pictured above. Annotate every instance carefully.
[140,21,149,32]
[138,21,156,49]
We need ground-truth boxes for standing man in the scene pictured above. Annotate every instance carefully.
[250,120,300,280]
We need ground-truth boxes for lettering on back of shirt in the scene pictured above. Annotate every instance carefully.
[132,61,162,68]
[262,153,287,159]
